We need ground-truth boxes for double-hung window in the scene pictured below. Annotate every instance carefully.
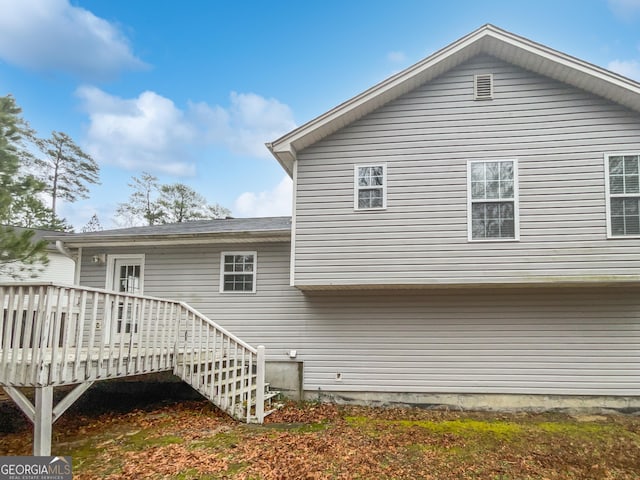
[220,252,257,293]
[468,159,519,241]
[354,164,386,210]
[606,153,640,237]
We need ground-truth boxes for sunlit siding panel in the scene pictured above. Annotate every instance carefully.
[293,55,640,287]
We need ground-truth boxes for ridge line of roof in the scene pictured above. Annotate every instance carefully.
[267,24,640,176]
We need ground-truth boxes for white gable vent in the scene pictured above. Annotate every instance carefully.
[474,74,493,100]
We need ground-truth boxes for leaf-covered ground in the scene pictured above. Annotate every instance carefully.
[1,391,639,479]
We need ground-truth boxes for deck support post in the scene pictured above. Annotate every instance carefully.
[34,386,53,456]
[3,382,95,456]
[255,345,265,423]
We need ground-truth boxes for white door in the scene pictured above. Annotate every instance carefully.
[109,258,143,344]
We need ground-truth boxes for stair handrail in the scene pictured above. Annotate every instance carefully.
[175,302,258,354]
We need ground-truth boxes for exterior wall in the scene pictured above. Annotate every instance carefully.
[79,242,640,398]
[0,252,75,284]
[293,55,640,288]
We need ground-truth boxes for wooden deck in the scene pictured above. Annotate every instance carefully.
[0,283,268,455]
[0,346,175,384]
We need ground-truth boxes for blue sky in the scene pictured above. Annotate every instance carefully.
[1,0,640,229]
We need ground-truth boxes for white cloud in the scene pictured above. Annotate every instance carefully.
[77,88,296,175]
[387,51,407,63]
[77,86,197,176]
[191,92,297,158]
[0,0,146,80]
[608,0,640,19]
[234,176,293,217]
[608,59,640,81]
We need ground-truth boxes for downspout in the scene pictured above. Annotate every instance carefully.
[55,240,81,285]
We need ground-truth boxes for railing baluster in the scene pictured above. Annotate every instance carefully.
[49,287,64,385]
[246,351,253,423]
[117,294,128,376]
[29,286,51,386]
[158,300,165,368]
[170,303,178,371]
[59,287,75,384]
[1,286,17,383]
[196,312,204,389]
[86,291,99,381]
[7,286,24,384]
[107,293,120,378]
[230,342,239,413]
[144,300,152,372]
[155,301,165,371]
[189,311,196,385]
[19,286,36,385]
[125,296,137,375]
[72,290,87,383]
[209,328,217,400]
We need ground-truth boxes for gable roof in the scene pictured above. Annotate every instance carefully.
[48,217,292,247]
[267,24,640,176]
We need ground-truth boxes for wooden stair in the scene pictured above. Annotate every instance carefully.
[174,353,280,422]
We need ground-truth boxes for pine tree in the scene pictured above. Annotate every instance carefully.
[82,214,103,232]
[0,95,49,277]
[34,131,100,220]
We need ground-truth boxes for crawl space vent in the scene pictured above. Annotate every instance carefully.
[474,74,493,100]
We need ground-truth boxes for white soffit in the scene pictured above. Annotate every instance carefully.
[267,24,640,176]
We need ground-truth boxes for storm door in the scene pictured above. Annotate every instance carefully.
[108,258,143,344]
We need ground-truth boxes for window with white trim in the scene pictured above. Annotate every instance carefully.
[468,159,518,241]
[606,154,640,237]
[220,252,257,293]
[354,164,386,210]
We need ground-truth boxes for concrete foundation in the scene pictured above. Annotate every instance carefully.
[305,390,640,414]
[266,361,303,401]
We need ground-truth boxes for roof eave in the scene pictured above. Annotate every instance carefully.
[267,24,640,173]
[49,229,292,248]
[265,142,295,177]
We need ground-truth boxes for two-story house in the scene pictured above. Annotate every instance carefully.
[48,24,640,411]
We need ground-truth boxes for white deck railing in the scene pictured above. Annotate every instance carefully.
[0,283,265,423]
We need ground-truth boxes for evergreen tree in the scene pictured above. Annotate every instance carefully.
[0,95,49,277]
[82,214,103,232]
[34,131,100,220]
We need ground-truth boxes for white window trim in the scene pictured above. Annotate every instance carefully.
[467,159,520,242]
[219,251,257,294]
[354,163,387,211]
[104,254,145,293]
[604,152,640,239]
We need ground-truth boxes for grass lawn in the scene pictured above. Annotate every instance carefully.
[1,393,639,479]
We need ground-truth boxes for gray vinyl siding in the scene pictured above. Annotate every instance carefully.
[78,243,640,396]
[293,55,640,287]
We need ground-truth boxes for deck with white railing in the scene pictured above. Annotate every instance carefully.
[0,283,270,455]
